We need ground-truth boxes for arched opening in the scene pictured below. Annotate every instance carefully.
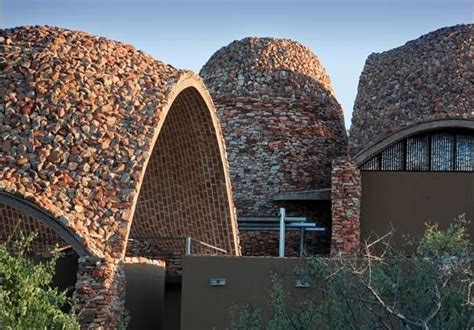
[127,86,237,259]
[358,125,474,247]
[124,86,238,329]
[0,197,82,306]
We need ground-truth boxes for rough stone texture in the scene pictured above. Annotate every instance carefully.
[74,257,125,328]
[200,37,347,220]
[350,24,473,157]
[123,256,165,267]
[330,158,361,254]
[0,25,239,260]
[0,25,240,327]
[240,199,332,256]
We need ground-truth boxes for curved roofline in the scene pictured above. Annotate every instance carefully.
[353,119,474,166]
[0,191,90,256]
[122,71,240,258]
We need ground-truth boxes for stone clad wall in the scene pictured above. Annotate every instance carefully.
[1,26,239,327]
[349,24,473,157]
[0,26,179,257]
[201,37,347,218]
[330,158,361,254]
[74,257,125,328]
[0,26,239,260]
[240,231,326,257]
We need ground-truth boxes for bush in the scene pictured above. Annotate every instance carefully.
[0,234,79,329]
[232,215,473,329]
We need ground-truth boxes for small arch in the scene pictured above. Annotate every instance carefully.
[353,119,474,166]
[0,191,89,256]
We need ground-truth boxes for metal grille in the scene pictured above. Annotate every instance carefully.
[431,133,454,171]
[380,140,404,171]
[456,134,474,171]
[361,129,474,172]
[406,135,430,171]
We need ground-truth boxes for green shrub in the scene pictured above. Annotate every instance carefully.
[231,215,473,329]
[0,234,79,329]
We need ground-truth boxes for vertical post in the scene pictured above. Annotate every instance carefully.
[279,208,286,257]
[299,227,305,257]
[185,237,192,255]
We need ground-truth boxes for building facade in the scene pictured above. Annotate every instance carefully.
[348,24,473,247]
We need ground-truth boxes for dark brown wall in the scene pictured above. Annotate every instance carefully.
[181,256,316,330]
[360,172,474,247]
[124,263,166,329]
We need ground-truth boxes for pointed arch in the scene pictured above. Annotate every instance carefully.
[124,74,240,258]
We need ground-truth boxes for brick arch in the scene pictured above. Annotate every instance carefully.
[0,191,88,256]
[125,78,240,257]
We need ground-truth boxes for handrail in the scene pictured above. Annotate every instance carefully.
[127,236,227,255]
[189,238,227,254]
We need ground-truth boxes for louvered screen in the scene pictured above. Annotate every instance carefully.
[360,129,473,172]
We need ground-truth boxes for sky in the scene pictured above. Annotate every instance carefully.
[1,0,471,129]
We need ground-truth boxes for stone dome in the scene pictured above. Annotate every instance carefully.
[201,37,347,217]
[201,37,336,99]
[0,26,239,258]
[349,24,473,157]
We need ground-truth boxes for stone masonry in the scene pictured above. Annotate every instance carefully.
[0,25,239,326]
[350,24,473,157]
[0,26,239,260]
[201,37,347,219]
[330,158,361,254]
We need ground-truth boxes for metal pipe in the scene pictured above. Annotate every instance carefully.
[191,238,227,254]
[279,208,286,257]
[239,216,307,222]
[238,227,325,232]
[185,236,192,255]
[299,228,305,257]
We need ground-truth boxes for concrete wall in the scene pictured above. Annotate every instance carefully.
[124,263,166,329]
[360,172,474,246]
[181,256,315,330]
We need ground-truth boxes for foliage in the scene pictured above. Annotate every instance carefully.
[0,234,79,329]
[230,304,262,330]
[231,215,473,329]
[117,308,131,330]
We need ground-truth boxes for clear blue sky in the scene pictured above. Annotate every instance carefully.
[2,0,471,128]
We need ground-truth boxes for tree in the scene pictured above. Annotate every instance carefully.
[0,234,79,329]
[231,215,473,329]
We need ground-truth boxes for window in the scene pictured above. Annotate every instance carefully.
[360,129,474,172]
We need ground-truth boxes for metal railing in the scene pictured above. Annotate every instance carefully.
[239,208,326,258]
[128,236,227,256]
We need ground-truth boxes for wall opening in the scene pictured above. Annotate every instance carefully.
[126,87,236,265]
[0,202,80,304]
